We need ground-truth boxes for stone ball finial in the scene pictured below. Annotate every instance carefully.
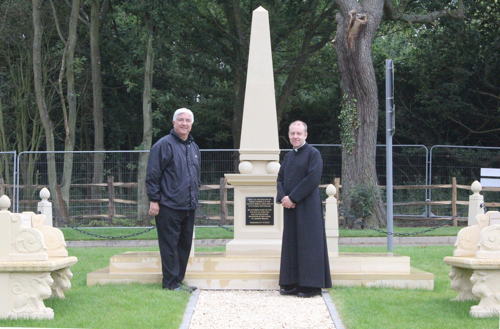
[40,187,51,201]
[266,161,280,174]
[326,184,336,198]
[239,161,253,174]
[0,194,11,211]
[471,180,482,194]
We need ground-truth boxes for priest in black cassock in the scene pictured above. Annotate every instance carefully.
[277,120,332,298]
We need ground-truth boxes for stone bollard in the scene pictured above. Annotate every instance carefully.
[468,181,484,226]
[324,184,339,256]
[37,187,53,227]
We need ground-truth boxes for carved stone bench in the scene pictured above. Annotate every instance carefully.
[444,209,500,318]
[0,195,77,320]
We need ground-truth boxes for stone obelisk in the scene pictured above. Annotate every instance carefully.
[225,6,283,256]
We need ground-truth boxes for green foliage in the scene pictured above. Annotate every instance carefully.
[348,184,375,220]
[0,0,497,153]
[373,1,500,146]
[339,94,358,154]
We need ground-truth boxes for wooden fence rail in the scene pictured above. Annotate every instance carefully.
[2,176,500,225]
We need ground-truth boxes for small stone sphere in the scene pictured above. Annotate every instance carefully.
[40,187,51,200]
[326,184,336,197]
[471,180,482,194]
[239,161,253,174]
[0,194,11,210]
[266,161,280,174]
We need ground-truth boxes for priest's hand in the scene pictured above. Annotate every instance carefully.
[281,196,296,209]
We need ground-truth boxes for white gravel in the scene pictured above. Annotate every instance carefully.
[188,290,336,329]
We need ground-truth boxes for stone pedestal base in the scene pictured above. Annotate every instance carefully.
[87,251,434,290]
[444,256,500,318]
[225,239,282,256]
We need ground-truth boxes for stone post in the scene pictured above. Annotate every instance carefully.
[37,188,53,227]
[324,184,339,256]
[468,181,484,226]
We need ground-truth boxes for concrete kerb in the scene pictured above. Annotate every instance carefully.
[179,289,201,329]
[323,291,346,329]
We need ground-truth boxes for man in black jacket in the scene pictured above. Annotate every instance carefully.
[146,108,201,291]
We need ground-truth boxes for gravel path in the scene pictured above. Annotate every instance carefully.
[188,290,336,329]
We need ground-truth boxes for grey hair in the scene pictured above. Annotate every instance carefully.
[173,107,194,123]
[289,120,307,133]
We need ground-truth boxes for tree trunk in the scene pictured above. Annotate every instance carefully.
[137,24,155,225]
[60,0,81,217]
[0,99,10,187]
[231,67,245,150]
[225,1,246,150]
[32,0,59,215]
[334,0,386,228]
[90,0,105,198]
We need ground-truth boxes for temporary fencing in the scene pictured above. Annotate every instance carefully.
[0,145,498,227]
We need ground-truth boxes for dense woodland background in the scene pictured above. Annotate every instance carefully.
[1,0,497,152]
[0,0,498,227]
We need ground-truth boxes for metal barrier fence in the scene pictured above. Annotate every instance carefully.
[428,145,500,217]
[1,145,498,226]
[0,151,16,210]
[312,144,429,216]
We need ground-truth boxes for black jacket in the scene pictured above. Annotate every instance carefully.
[146,129,201,210]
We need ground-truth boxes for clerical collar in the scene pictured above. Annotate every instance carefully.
[293,142,307,152]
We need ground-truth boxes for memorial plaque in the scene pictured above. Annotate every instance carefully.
[246,197,274,225]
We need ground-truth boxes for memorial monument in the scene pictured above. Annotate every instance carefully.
[88,6,434,291]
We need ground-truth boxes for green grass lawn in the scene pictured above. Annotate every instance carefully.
[0,245,497,328]
[331,245,499,329]
[60,225,461,241]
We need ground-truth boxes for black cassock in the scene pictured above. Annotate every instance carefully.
[276,143,332,288]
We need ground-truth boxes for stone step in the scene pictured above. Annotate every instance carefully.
[87,251,434,290]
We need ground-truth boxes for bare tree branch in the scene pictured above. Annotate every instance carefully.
[384,0,464,23]
[473,90,500,101]
[64,0,89,25]
[447,116,500,134]
[49,0,66,43]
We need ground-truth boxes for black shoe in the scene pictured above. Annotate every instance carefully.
[279,285,298,296]
[297,287,321,298]
[169,284,193,293]
[180,283,197,292]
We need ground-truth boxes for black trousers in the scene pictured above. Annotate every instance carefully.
[155,205,195,289]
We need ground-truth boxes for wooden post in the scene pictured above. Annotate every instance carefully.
[334,177,342,226]
[219,177,228,225]
[451,176,457,226]
[55,184,69,226]
[0,177,4,196]
[107,175,115,222]
[334,177,341,200]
